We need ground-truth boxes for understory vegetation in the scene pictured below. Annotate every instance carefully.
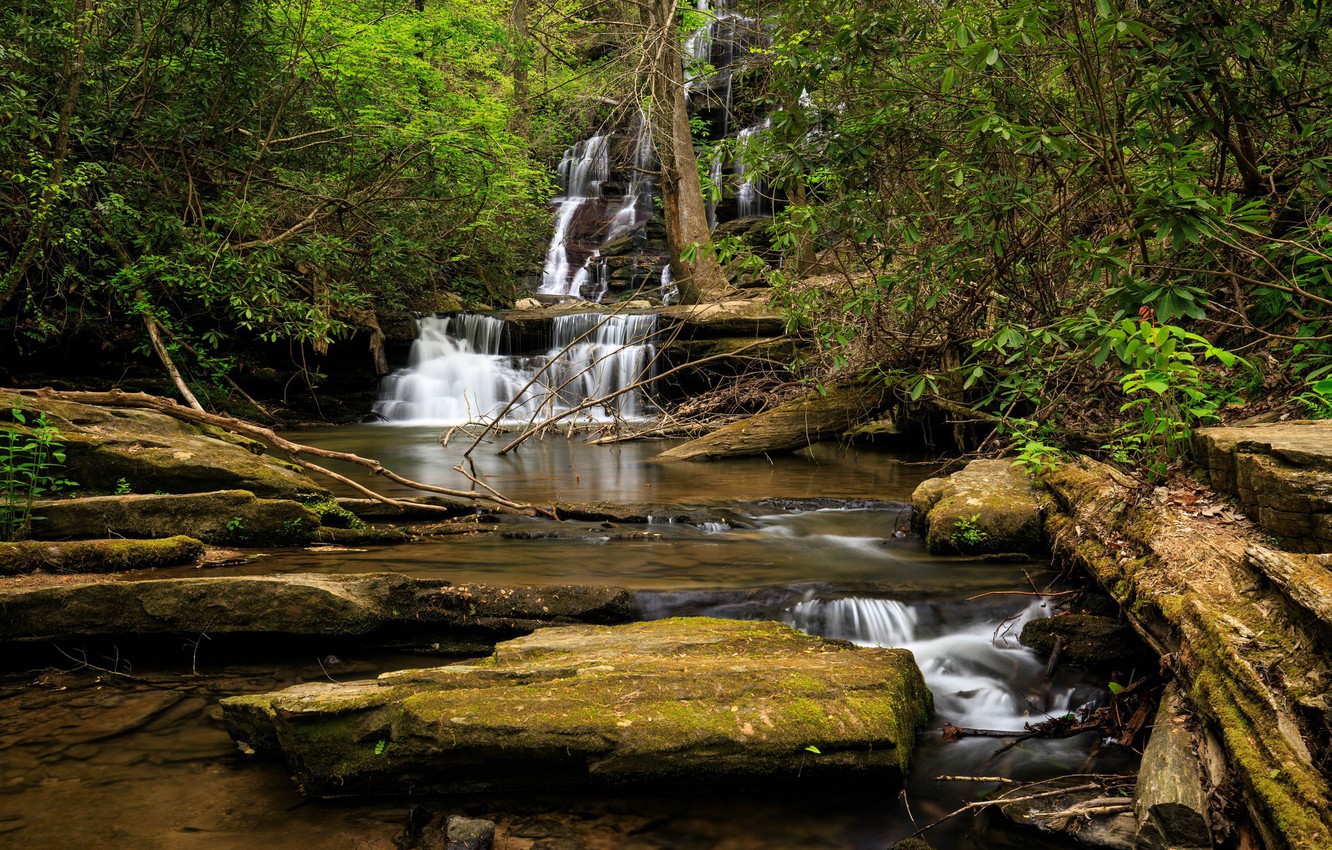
[739,0,1332,464]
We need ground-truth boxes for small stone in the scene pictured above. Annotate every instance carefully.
[513,298,543,310]
[445,816,495,850]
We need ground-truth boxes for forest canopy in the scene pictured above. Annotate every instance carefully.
[1,0,1330,454]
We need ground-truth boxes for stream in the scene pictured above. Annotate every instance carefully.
[0,428,1137,850]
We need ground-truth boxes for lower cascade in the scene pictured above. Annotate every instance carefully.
[785,596,1088,731]
[372,313,659,425]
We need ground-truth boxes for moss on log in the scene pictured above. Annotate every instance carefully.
[1044,458,1332,850]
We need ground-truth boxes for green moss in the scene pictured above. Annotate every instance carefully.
[0,535,204,575]
[1045,460,1332,850]
[304,497,366,529]
[221,618,932,794]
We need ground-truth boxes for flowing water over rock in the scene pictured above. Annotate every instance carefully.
[0,433,1134,849]
[372,313,658,425]
[540,135,610,297]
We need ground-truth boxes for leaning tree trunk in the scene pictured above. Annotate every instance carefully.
[651,382,889,462]
[643,0,732,305]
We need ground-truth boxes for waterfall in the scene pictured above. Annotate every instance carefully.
[539,136,610,297]
[786,597,918,646]
[373,313,659,425]
[735,119,772,219]
[606,116,656,243]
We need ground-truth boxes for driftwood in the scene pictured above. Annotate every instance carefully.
[650,382,889,462]
[4,388,545,517]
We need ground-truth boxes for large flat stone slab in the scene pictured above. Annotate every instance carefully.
[221,618,931,796]
[10,396,324,499]
[29,490,320,545]
[0,574,636,647]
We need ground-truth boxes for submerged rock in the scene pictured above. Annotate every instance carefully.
[910,460,1044,555]
[29,490,320,545]
[443,816,494,850]
[0,574,636,646]
[9,396,323,500]
[221,618,932,796]
[1019,613,1147,669]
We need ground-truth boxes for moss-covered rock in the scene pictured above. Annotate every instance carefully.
[0,535,204,576]
[1019,613,1148,669]
[910,460,1044,555]
[6,397,324,499]
[0,574,637,645]
[221,617,932,796]
[29,490,321,545]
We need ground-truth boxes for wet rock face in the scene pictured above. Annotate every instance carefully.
[29,490,320,545]
[10,397,324,500]
[1019,613,1148,670]
[1194,421,1332,552]
[220,618,932,797]
[0,574,638,646]
[910,460,1044,555]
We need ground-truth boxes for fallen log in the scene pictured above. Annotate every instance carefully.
[650,382,889,462]
[1045,458,1332,850]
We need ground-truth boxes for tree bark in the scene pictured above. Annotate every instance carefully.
[643,0,732,304]
[650,382,889,462]
[510,0,530,124]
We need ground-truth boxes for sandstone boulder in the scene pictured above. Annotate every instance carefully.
[29,490,320,545]
[0,574,636,647]
[221,618,932,796]
[0,536,204,576]
[8,396,323,499]
[910,460,1044,555]
[1194,421,1332,552]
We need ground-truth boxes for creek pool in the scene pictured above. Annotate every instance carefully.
[0,431,1137,849]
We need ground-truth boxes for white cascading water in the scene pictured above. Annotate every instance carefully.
[786,596,1081,731]
[372,313,658,425]
[607,115,657,244]
[735,119,772,219]
[539,135,610,297]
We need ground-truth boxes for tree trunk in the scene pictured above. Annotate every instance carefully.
[510,0,530,124]
[643,0,732,305]
[651,383,889,462]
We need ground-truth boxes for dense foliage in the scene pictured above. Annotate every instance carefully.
[3,0,1331,451]
[0,0,579,381]
[751,0,1332,458]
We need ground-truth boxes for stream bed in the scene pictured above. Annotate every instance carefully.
[0,432,1137,849]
